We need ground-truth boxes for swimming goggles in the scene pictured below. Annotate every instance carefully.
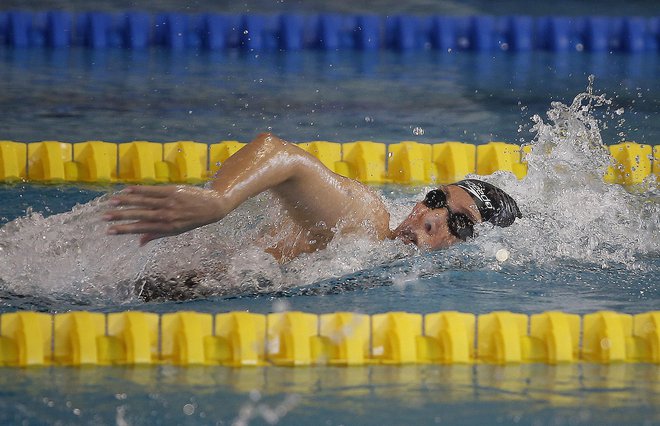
[422,189,475,241]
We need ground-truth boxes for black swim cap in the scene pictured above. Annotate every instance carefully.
[453,179,522,227]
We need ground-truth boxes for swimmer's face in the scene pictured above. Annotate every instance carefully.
[393,185,482,251]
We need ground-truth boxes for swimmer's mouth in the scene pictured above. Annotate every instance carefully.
[396,229,418,246]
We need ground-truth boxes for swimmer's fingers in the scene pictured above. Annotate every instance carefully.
[103,185,226,245]
[120,185,179,197]
[108,186,179,208]
[108,219,189,246]
[103,208,167,222]
[106,220,175,238]
[108,194,167,209]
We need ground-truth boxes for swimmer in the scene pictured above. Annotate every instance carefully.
[104,133,521,261]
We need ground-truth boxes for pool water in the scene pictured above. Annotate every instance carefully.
[1,48,658,146]
[1,4,659,426]
[0,364,657,425]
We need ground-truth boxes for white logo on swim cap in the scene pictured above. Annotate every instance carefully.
[460,181,494,210]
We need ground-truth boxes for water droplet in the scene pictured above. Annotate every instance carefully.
[183,404,195,415]
[496,249,510,262]
[273,300,289,312]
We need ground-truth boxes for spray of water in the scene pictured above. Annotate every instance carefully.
[0,81,657,306]
[232,391,301,426]
[478,77,659,268]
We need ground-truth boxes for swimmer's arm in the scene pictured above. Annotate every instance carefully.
[104,133,390,245]
[211,133,390,237]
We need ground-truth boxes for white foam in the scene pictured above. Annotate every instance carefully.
[474,78,659,269]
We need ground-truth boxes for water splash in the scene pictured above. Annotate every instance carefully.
[472,77,659,268]
[232,391,301,426]
[0,196,151,304]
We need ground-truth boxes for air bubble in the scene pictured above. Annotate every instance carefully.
[412,127,424,136]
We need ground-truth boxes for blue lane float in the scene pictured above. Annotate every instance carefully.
[79,12,112,48]
[0,11,659,53]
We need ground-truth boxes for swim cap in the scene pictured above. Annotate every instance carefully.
[453,179,522,227]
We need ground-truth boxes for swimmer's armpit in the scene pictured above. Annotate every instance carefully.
[103,185,228,246]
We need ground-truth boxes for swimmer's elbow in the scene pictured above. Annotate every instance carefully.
[253,132,291,154]
[252,132,342,195]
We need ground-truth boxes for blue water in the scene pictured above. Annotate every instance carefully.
[1,2,660,425]
[0,364,657,425]
[1,48,658,146]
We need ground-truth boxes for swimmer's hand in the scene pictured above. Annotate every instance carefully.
[103,185,226,246]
